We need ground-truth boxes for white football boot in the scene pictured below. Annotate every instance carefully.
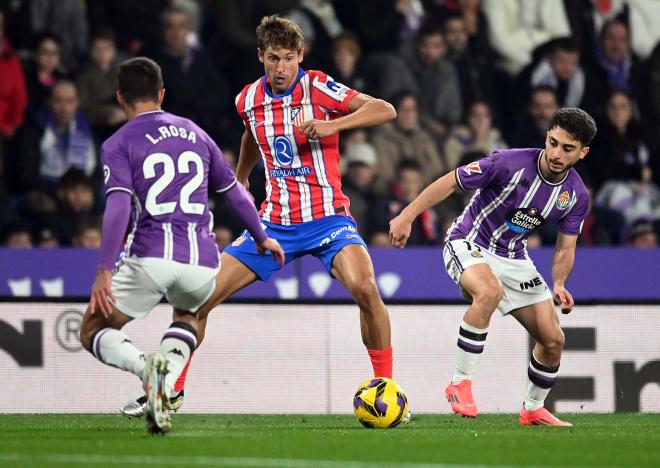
[143,353,171,434]
[120,391,184,418]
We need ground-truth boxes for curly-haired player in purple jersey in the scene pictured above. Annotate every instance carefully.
[78,57,284,434]
[390,108,597,426]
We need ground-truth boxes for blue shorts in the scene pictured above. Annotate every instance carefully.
[224,215,367,281]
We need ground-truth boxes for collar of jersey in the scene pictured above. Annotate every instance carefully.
[536,149,569,186]
[135,109,165,118]
[262,68,306,99]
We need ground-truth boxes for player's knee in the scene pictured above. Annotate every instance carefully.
[546,328,565,353]
[473,282,503,311]
[349,277,381,310]
[539,328,565,360]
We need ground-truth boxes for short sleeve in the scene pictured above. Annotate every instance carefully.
[101,138,133,196]
[310,71,358,115]
[207,138,237,193]
[235,87,250,131]
[455,151,510,190]
[559,190,589,236]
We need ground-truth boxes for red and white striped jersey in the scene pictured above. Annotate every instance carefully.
[235,69,358,225]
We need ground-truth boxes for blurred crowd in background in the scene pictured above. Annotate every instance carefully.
[0,0,659,251]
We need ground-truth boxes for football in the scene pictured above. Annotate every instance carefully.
[353,377,409,428]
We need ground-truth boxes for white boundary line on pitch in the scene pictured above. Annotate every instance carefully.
[0,453,573,468]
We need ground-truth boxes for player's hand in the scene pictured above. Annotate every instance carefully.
[90,269,115,318]
[257,237,285,266]
[389,215,412,248]
[553,284,574,314]
[297,120,338,140]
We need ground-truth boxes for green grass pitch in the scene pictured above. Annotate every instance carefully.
[0,414,658,467]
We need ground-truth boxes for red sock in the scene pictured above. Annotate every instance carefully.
[367,347,393,379]
[173,353,193,393]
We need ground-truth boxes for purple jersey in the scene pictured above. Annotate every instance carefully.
[446,148,589,259]
[101,110,236,268]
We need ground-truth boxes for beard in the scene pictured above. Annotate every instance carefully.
[544,151,574,175]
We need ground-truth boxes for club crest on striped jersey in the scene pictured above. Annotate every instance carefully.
[273,135,294,166]
[505,207,545,234]
[291,106,305,127]
[556,191,571,210]
[463,161,482,175]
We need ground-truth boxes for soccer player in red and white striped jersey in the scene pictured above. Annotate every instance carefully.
[120,15,400,417]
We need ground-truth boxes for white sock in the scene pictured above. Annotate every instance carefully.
[92,328,146,378]
[160,322,197,395]
[524,353,559,411]
[452,321,488,384]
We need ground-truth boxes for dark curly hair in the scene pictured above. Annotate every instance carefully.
[548,108,597,146]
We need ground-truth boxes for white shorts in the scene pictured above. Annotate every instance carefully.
[443,239,552,315]
[112,256,219,319]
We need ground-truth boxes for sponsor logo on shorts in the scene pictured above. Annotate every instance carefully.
[232,236,248,247]
[471,251,482,258]
[556,191,571,210]
[318,225,358,246]
[519,276,544,291]
[505,207,545,234]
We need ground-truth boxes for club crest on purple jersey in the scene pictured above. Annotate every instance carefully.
[556,191,571,210]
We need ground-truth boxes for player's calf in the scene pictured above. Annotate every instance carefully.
[159,321,198,395]
[80,306,145,378]
[536,329,565,365]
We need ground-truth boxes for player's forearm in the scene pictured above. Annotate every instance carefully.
[399,172,457,222]
[334,99,396,132]
[236,130,261,183]
[97,191,132,271]
[222,183,267,244]
[551,247,575,288]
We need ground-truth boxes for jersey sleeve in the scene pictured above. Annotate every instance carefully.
[558,189,589,236]
[309,71,359,115]
[455,150,510,191]
[235,85,251,131]
[100,137,133,196]
[207,136,238,193]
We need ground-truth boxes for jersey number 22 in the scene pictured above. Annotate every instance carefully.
[143,151,204,216]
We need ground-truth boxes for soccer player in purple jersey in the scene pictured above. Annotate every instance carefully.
[390,108,597,426]
[79,57,284,434]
